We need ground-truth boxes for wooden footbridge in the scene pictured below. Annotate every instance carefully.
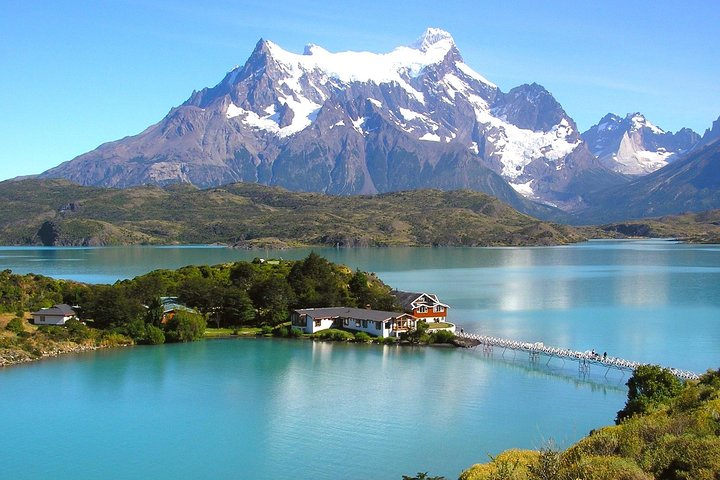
[456,331,700,381]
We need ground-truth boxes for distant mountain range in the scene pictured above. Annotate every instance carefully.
[35,28,720,222]
[581,113,699,175]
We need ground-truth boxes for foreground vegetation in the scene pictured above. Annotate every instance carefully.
[458,365,720,480]
[0,179,584,247]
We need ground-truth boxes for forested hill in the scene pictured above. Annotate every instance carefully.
[0,179,583,247]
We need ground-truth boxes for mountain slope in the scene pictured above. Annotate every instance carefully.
[0,179,585,247]
[581,113,699,175]
[576,137,720,223]
[39,28,618,211]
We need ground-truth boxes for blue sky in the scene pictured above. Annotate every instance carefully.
[1,0,718,181]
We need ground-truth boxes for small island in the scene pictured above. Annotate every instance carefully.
[1,253,459,367]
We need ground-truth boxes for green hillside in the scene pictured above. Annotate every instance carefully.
[589,210,720,244]
[0,179,584,247]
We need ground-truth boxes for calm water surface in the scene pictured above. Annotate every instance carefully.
[1,240,719,479]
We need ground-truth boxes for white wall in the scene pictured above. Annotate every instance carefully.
[33,314,71,325]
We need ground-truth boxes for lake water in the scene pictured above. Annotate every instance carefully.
[1,241,719,479]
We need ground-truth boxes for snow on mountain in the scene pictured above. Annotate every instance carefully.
[40,28,612,211]
[582,113,699,175]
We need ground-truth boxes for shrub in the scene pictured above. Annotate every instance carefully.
[5,317,24,334]
[123,317,147,341]
[289,327,302,338]
[459,449,539,480]
[144,325,165,345]
[164,310,206,342]
[559,455,651,480]
[275,326,289,337]
[354,331,372,343]
[313,329,354,341]
[430,330,455,344]
[38,325,70,341]
[65,319,92,342]
[617,365,682,423]
[98,332,133,347]
[260,325,273,335]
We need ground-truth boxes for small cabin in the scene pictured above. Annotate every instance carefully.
[31,304,77,325]
[159,297,196,323]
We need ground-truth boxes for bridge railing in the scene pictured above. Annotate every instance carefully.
[457,331,699,381]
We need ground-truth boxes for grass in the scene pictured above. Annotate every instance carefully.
[203,327,262,338]
[426,322,453,329]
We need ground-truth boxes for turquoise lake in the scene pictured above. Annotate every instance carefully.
[1,240,719,479]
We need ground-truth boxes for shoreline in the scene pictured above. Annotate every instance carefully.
[1,329,470,369]
[0,342,110,368]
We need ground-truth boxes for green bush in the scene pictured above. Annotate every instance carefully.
[459,449,539,480]
[5,317,24,334]
[430,329,455,344]
[275,326,289,337]
[354,331,372,343]
[144,325,165,345]
[98,331,133,347]
[38,325,70,341]
[617,365,682,423]
[289,327,302,338]
[260,325,273,335]
[123,317,147,341]
[65,319,92,342]
[164,310,206,343]
[313,329,354,341]
[559,455,651,480]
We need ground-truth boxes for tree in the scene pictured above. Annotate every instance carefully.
[616,364,683,423]
[145,296,164,327]
[177,275,216,315]
[77,284,144,328]
[219,286,256,327]
[287,252,350,308]
[349,269,372,307]
[164,310,206,342]
[250,275,295,325]
[401,321,430,344]
[229,262,257,288]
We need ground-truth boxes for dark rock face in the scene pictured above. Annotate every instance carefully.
[36,221,60,246]
[40,28,622,211]
[581,113,700,175]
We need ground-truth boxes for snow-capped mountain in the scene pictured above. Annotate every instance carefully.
[41,28,612,210]
[581,113,699,175]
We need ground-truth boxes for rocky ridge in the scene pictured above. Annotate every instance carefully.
[40,28,617,211]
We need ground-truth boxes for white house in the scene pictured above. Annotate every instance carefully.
[291,307,417,338]
[31,304,77,325]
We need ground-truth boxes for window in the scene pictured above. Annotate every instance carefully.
[385,322,391,329]
[355,319,361,327]
[344,319,349,326]
[314,319,321,327]
[375,321,381,330]
[435,306,444,313]
[362,320,368,328]
[418,306,427,313]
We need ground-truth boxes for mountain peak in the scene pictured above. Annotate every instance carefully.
[627,112,664,134]
[411,27,455,52]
